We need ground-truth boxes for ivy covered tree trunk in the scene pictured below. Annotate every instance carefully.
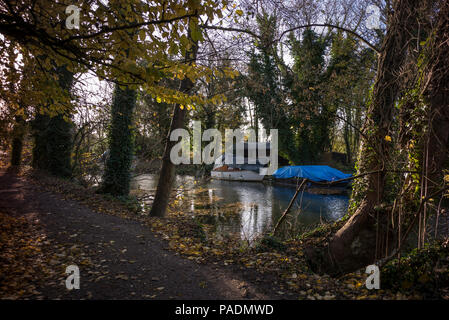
[32,114,74,177]
[46,114,74,177]
[421,0,449,197]
[32,66,74,178]
[10,115,25,166]
[99,85,136,197]
[412,0,449,246]
[32,112,49,170]
[307,0,421,275]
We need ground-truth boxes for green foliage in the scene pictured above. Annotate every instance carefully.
[134,84,173,160]
[288,29,330,164]
[100,85,137,196]
[31,66,74,178]
[256,235,286,252]
[245,13,297,162]
[245,22,374,166]
[326,33,375,165]
[381,240,449,297]
[116,195,142,214]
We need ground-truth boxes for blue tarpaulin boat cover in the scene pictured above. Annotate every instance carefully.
[273,165,352,182]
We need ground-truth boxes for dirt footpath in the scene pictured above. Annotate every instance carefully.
[0,170,277,300]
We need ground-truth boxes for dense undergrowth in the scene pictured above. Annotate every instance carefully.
[381,239,449,299]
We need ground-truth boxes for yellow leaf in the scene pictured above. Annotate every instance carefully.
[384,135,392,142]
[139,29,146,41]
[235,9,243,16]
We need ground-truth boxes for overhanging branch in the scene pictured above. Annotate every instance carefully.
[201,23,381,54]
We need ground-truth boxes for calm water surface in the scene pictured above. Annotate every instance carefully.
[131,174,349,241]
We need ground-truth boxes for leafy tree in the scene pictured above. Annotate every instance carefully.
[0,0,232,109]
[98,5,140,197]
[149,20,200,217]
[318,0,446,275]
[149,2,241,218]
[134,89,172,161]
[1,1,235,194]
[194,52,247,136]
[325,32,376,164]
[3,41,26,166]
[245,13,296,163]
[287,29,329,164]
[32,66,74,178]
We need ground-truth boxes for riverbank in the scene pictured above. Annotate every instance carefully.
[4,165,444,299]
[0,168,280,299]
[1,146,448,299]
[133,158,213,177]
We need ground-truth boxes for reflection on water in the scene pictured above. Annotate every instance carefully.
[131,174,349,241]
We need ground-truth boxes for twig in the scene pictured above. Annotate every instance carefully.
[272,179,307,235]
[378,185,449,267]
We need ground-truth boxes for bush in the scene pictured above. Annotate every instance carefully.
[381,239,449,298]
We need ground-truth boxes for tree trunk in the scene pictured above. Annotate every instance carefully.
[10,116,25,166]
[149,30,198,218]
[307,0,420,275]
[426,96,449,190]
[32,66,74,178]
[343,107,352,165]
[149,96,189,217]
[7,42,25,167]
[422,0,449,198]
[99,85,136,196]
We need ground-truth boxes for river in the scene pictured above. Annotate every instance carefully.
[131,174,349,241]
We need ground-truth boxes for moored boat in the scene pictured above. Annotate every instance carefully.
[211,142,270,182]
[272,165,352,194]
[211,166,267,182]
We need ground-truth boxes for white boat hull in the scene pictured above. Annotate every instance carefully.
[211,170,265,182]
